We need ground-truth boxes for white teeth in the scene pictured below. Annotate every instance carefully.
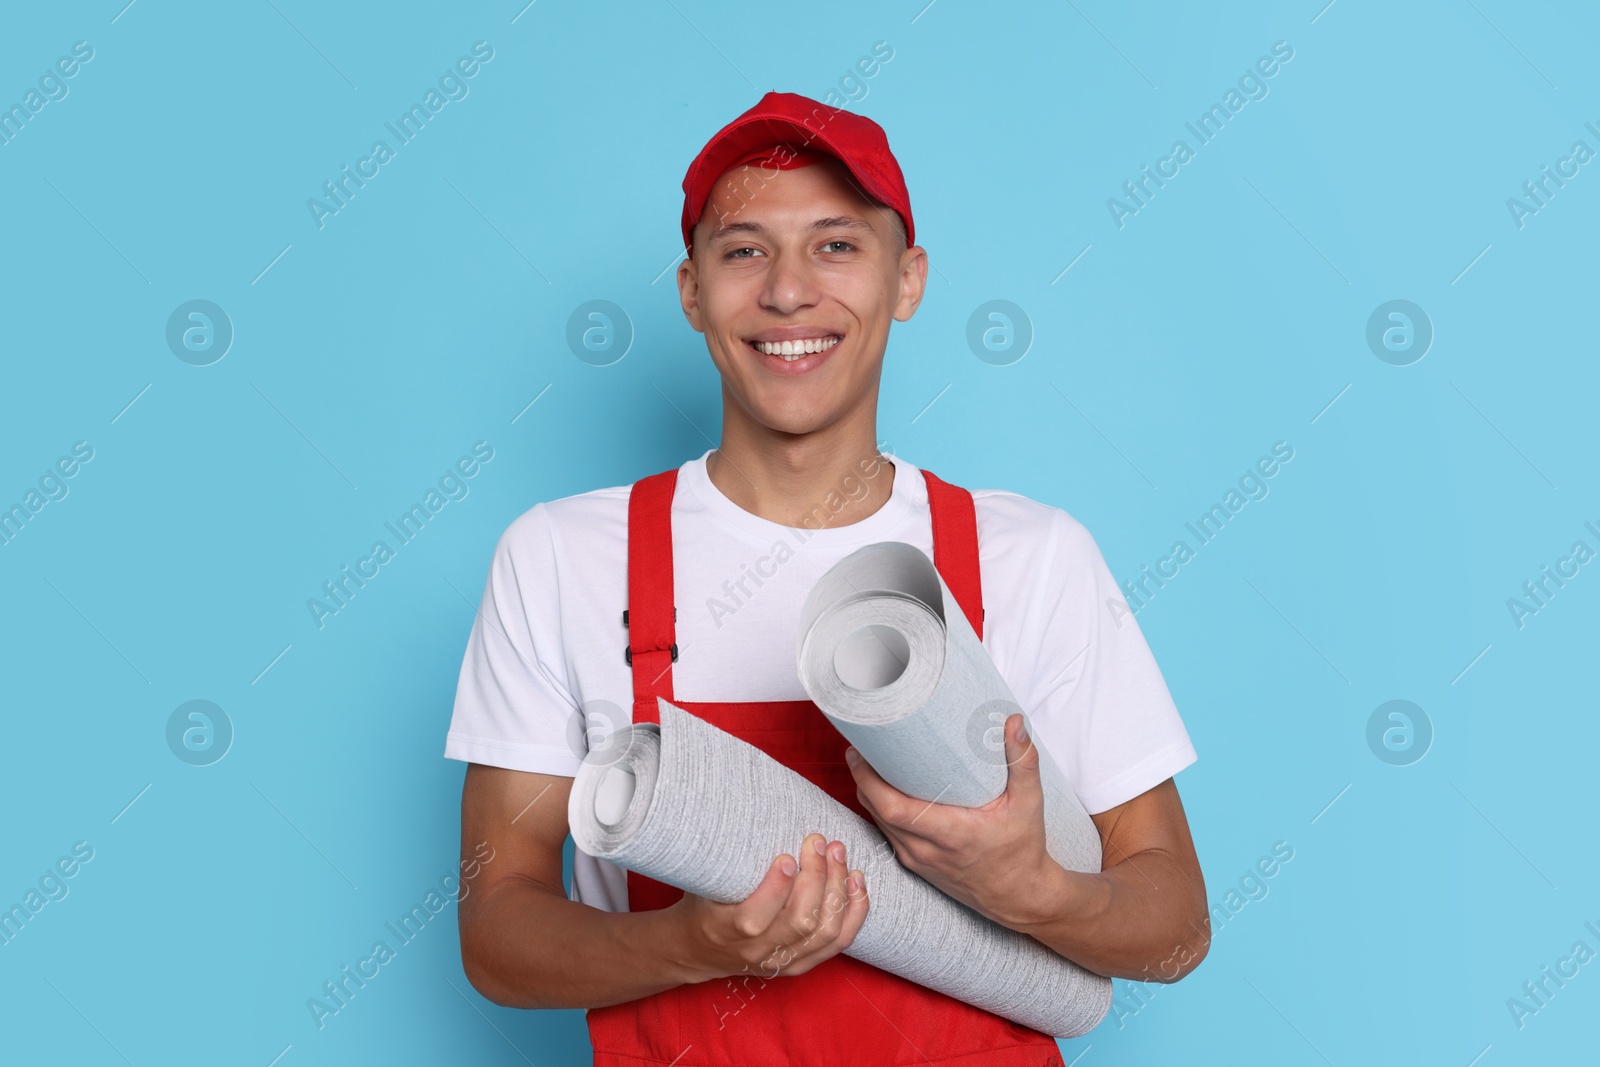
[754,336,840,359]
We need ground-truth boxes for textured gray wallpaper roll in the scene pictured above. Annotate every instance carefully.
[568,698,1112,1038]
[797,541,1105,876]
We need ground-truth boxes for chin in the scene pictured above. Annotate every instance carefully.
[743,396,836,437]
[759,411,831,437]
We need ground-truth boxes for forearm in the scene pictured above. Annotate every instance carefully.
[461,879,711,1009]
[999,850,1210,983]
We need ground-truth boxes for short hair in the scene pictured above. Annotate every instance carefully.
[872,197,909,252]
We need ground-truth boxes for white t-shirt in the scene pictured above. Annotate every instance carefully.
[445,448,1196,912]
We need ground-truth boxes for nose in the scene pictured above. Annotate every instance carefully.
[758,245,821,317]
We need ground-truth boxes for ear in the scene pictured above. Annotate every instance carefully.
[677,251,705,333]
[892,244,929,322]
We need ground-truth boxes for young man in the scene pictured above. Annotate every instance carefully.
[446,92,1208,1065]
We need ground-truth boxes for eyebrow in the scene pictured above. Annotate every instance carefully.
[707,215,875,244]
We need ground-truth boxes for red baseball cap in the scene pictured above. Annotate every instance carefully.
[680,91,915,253]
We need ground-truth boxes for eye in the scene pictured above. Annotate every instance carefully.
[820,240,855,253]
[724,246,762,259]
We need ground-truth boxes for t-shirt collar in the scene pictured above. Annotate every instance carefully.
[680,447,919,547]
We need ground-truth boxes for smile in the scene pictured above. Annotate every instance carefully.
[748,336,842,361]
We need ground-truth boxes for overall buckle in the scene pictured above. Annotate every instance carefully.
[623,608,677,666]
[625,643,678,667]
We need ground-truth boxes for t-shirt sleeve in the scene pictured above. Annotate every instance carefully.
[444,503,585,776]
[1024,508,1197,815]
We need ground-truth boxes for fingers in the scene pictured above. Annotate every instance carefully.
[847,748,902,824]
[835,866,870,950]
[1002,713,1043,805]
[729,850,799,941]
[771,833,859,974]
[722,833,872,979]
[814,839,851,945]
[853,786,916,867]
[779,833,833,945]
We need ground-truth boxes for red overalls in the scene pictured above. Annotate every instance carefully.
[585,465,1066,1067]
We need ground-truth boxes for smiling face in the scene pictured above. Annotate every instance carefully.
[677,156,927,439]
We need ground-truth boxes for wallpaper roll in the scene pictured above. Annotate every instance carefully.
[797,541,1105,876]
[569,698,1112,1038]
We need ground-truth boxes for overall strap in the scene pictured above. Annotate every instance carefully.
[921,468,985,641]
[625,470,679,724]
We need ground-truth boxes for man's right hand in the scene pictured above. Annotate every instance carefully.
[459,767,870,1009]
[670,832,869,983]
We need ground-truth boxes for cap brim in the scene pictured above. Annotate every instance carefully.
[682,113,907,249]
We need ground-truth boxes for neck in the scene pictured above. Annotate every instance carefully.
[707,395,894,530]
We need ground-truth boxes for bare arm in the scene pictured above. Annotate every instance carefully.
[1008,777,1210,982]
[457,763,870,1009]
[457,765,697,1008]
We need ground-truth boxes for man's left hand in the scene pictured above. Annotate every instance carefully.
[845,712,1071,928]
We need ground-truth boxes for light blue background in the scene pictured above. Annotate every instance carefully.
[2,1,1596,1064]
